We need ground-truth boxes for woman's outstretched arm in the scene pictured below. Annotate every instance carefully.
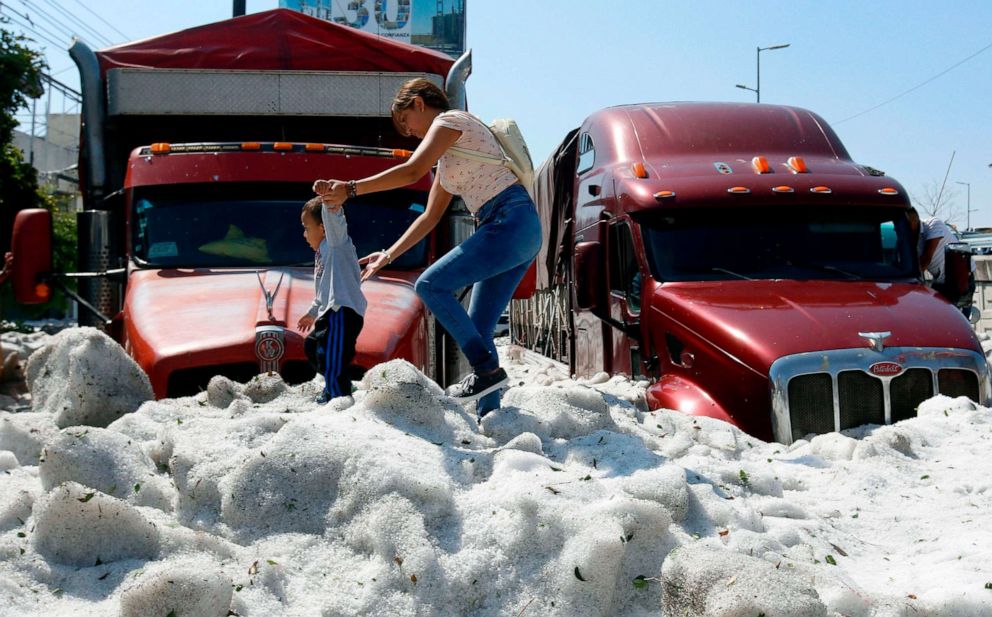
[314,123,461,205]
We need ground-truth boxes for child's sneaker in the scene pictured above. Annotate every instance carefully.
[315,391,332,404]
[446,368,508,402]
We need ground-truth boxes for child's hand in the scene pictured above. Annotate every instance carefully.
[297,314,315,332]
[313,179,347,210]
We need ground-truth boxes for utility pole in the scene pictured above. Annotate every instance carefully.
[955,181,974,231]
[736,43,789,103]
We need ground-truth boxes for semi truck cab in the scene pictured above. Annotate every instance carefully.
[516,102,989,443]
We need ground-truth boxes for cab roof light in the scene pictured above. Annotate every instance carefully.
[304,143,325,152]
[654,190,676,200]
[632,162,648,179]
[878,187,899,195]
[751,156,770,174]
[727,186,751,194]
[787,156,808,173]
[240,142,261,151]
[149,142,171,155]
[273,142,294,151]
[392,148,414,158]
[772,185,795,193]
[810,186,832,194]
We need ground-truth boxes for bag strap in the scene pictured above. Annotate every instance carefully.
[447,145,509,168]
[445,112,512,168]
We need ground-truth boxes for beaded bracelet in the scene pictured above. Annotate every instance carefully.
[346,180,358,198]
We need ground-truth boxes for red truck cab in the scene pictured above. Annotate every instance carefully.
[518,102,989,443]
[11,10,478,397]
[121,142,434,397]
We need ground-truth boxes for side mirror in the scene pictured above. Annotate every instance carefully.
[574,241,605,312]
[968,305,981,325]
[944,243,973,299]
[11,209,53,304]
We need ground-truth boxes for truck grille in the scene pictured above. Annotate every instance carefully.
[771,348,989,444]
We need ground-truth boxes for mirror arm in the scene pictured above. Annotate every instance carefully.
[45,275,114,326]
[58,268,126,282]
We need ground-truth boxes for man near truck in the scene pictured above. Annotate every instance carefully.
[908,207,976,316]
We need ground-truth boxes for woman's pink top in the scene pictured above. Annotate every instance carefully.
[434,110,519,213]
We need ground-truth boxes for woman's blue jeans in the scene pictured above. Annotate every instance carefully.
[415,184,541,412]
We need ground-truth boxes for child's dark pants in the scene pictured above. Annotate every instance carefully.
[304,307,364,398]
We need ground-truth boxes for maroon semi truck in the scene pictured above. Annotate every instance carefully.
[512,102,989,444]
[12,9,478,397]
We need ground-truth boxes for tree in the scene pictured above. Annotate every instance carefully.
[910,180,961,226]
[1,19,48,253]
[0,20,74,322]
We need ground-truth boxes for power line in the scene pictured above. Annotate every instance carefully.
[0,7,66,49]
[13,0,77,42]
[37,0,115,47]
[835,40,992,125]
[67,0,130,42]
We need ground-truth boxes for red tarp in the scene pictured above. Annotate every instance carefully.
[95,8,454,78]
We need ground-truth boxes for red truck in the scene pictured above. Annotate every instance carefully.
[12,9,476,397]
[513,102,989,444]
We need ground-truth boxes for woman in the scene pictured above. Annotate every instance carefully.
[313,78,541,415]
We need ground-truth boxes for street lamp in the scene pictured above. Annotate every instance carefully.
[736,43,790,103]
[955,181,975,231]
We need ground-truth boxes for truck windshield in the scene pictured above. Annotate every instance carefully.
[639,206,917,282]
[131,183,430,269]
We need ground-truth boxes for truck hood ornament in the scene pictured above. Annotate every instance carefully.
[858,331,892,352]
[256,270,285,322]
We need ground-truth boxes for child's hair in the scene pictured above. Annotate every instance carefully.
[303,197,323,224]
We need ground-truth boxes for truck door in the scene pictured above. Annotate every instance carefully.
[606,220,643,378]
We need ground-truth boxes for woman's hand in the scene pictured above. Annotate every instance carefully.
[359,251,391,282]
[313,179,348,210]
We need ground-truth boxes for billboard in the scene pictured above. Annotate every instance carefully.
[279,0,466,58]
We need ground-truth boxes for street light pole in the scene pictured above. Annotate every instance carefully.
[955,181,973,231]
[736,43,790,103]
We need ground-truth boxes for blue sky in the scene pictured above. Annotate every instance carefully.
[6,1,991,228]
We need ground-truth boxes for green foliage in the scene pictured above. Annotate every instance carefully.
[0,22,79,322]
[1,19,47,212]
[0,22,45,140]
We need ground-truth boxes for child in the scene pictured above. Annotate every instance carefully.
[297,197,367,404]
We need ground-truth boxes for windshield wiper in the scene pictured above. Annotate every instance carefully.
[787,261,861,280]
[711,267,754,281]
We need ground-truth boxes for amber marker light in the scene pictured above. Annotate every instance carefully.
[772,185,795,193]
[241,142,261,150]
[273,142,294,151]
[305,143,325,152]
[149,143,171,154]
[878,187,899,195]
[751,156,770,174]
[654,190,676,200]
[632,163,648,179]
[787,156,808,173]
[392,149,414,158]
[36,283,51,300]
[727,186,751,194]
[810,186,832,194]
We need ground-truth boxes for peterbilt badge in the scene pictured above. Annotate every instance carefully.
[868,361,903,377]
